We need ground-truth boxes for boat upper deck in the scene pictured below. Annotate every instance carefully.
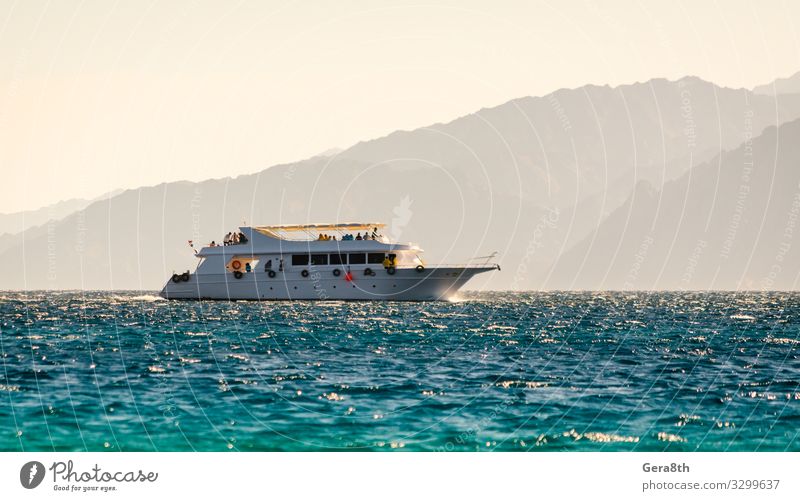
[196,223,418,256]
[254,222,388,242]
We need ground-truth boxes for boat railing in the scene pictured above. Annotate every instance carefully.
[266,234,391,244]
[426,253,500,269]
[425,262,501,269]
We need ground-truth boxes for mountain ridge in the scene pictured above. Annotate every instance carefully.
[3,74,800,290]
[753,70,800,96]
[546,119,800,290]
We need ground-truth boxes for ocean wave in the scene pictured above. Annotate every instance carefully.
[764,337,799,345]
[561,429,640,443]
[657,432,687,442]
[108,294,165,302]
[495,380,549,389]
[3,290,800,451]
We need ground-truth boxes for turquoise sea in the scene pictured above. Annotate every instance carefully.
[1,291,798,451]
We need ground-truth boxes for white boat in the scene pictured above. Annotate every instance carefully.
[160,223,499,301]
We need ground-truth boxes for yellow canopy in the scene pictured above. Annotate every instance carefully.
[254,222,385,233]
[253,223,386,239]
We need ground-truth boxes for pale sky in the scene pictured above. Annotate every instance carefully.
[1,0,798,213]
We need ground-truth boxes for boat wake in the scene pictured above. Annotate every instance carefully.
[113,294,165,302]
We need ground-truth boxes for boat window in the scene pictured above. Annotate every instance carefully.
[329,253,346,265]
[348,253,366,264]
[367,253,385,264]
[292,254,309,266]
[310,254,328,266]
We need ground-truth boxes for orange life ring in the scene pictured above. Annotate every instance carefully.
[231,260,242,270]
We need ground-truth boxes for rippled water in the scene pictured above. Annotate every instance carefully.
[1,291,798,451]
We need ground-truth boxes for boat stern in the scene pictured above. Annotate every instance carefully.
[160,271,198,300]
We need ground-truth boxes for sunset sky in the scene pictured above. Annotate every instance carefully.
[1,0,798,213]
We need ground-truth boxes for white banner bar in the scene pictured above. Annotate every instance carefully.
[1,452,797,500]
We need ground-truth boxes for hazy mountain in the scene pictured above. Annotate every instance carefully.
[753,71,800,96]
[0,198,92,239]
[315,147,344,157]
[546,118,800,290]
[2,76,800,291]
[344,76,800,209]
[0,190,123,240]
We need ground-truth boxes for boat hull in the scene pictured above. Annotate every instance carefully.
[160,266,496,301]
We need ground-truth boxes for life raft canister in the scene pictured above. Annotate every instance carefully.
[301,269,310,278]
[231,260,242,270]
[267,270,277,278]
[332,268,341,277]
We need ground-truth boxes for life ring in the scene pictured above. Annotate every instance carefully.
[416,265,425,273]
[332,268,341,277]
[301,269,309,278]
[364,268,374,276]
[180,272,190,282]
[386,267,396,275]
[171,273,181,283]
[231,260,242,270]
[267,270,276,278]
[233,271,243,279]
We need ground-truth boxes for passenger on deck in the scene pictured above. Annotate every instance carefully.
[356,233,362,240]
[382,255,392,269]
[232,232,239,245]
[372,227,380,239]
[318,234,324,240]
[224,232,232,245]
[210,241,217,247]
[245,262,252,273]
